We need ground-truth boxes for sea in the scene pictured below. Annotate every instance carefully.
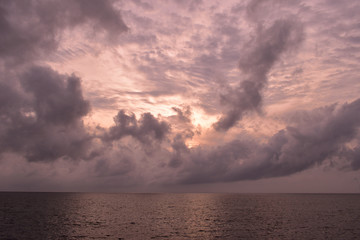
[1,193,360,239]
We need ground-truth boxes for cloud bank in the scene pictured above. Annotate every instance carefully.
[176,98,360,184]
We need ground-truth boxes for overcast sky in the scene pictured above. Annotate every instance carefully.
[1,0,360,192]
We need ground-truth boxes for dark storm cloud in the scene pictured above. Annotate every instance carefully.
[229,98,360,181]
[0,0,128,64]
[0,66,91,162]
[103,110,170,145]
[177,98,360,184]
[21,66,90,125]
[214,17,304,131]
[0,0,129,163]
[342,147,360,171]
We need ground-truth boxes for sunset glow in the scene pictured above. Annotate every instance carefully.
[1,0,360,192]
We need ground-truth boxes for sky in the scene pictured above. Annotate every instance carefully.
[1,0,360,193]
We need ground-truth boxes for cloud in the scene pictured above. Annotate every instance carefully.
[129,0,154,11]
[214,16,304,131]
[1,0,360,191]
[103,110,170,145]
[0,0,129,163]
[0,0,128,65]
[0,66,91,162]
[174,0,203,12]
[175,98,360,184]
[21,66,90,125]
[344,147,360,171]
[171,106,192,123]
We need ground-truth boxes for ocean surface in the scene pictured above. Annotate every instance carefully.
[1,193,360,239]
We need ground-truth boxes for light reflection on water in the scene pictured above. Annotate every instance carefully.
[1,193,360,239]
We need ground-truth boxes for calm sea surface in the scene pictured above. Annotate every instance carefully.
[1,193,360,239]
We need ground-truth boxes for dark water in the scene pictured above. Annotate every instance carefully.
[1,193,360,239]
